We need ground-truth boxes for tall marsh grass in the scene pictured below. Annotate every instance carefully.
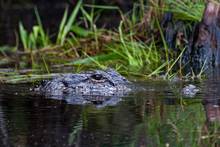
[163,0,205,21]
[56,0,82,45]
[0,0,209,83]
[19,8,50,51]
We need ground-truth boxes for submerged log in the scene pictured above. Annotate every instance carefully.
[190,2,220,73]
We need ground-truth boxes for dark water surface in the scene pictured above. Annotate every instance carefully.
[1,77,220,147]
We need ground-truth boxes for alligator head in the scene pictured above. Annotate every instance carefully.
[35,69,131,106]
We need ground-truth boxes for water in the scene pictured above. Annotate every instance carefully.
[1,78,220,147]
[2,1,219,145]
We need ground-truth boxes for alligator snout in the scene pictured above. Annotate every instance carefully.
[35,69,131,107]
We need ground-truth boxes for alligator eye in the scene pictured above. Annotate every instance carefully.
[91,74,103,80]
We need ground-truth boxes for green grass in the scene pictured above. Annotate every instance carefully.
[2,1,220,146]
[19,8,50,51]
[67,1,194,79]
[152,0,205,21]
[0,0,209,83]
[56,0,82,45]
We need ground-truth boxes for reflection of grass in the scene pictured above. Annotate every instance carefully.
[131,99,220,146]
[64,92,220,146]
[0,0,208,83]
[132,102,202,146]
[126,89,210,146]
[68,119,83,146]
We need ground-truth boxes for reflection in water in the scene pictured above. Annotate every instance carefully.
[1,79,220,146]
[204,102,220,122]
[0,104,10,146]
[200,69,220,146]
[203,69,220,123]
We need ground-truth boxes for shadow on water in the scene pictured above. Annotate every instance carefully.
[1,75,220,146]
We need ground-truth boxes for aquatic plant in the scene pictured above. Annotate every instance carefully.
[19,0,83,50]
[151,0,205,21]
[56,0,82,45]
[70,25,163,77]
[69,1,192,79]
[19,8,50,51]
[0,0,211,83]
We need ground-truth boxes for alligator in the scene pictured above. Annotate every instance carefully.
[35,68,131,107]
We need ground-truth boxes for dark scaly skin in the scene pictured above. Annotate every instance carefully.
[35,69,131,106]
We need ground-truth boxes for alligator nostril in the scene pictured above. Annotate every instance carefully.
[91,74,103,80]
